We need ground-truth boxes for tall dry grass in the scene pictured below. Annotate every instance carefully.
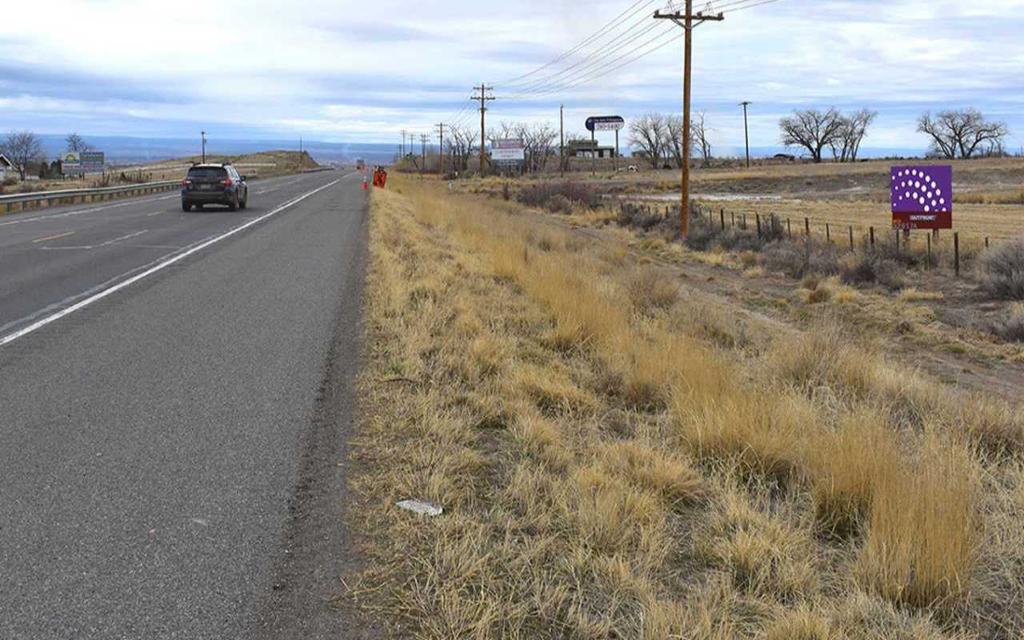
[348,176,1024,638]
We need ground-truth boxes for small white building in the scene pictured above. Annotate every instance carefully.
[0,154,14,181]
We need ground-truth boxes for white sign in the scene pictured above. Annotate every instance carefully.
[492,139,525,162]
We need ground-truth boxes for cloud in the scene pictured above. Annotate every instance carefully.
[0,0,1020,153]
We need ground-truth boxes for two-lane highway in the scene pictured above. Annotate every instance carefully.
[0,170,368,638]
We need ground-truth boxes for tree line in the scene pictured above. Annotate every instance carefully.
[0,132,93,181]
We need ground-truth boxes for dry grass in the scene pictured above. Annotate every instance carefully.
[348,175,1024,639]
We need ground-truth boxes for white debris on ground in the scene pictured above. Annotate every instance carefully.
[396,500,443,517]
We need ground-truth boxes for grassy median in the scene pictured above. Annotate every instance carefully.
[346,175,1024,639]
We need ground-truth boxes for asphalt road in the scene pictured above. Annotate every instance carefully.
[0,170,368,638]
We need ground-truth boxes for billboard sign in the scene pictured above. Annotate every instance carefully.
[61,151,81,173]
[585,116,625,132]
[492,138,525,162]
[891,165,952,230]
[81,151,105,174]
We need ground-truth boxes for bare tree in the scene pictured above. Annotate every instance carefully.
[629,114,668,169]
[664,115,684,168]
[830,109,877,162]
[519,123,558,173]
[447,124,478,172]
[65,133,93,153]
[690,111,713,164]
[779,108,844,163]
[917,108,1009,159]
[1,131,45,180]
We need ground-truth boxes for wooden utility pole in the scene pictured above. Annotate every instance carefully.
[740,101,752,168]
[472,83,495,174]
[560,105,565,178]
[655,3,724,238]
[435,123,446,175]
[201,131,207,163]
[420,133,429,172]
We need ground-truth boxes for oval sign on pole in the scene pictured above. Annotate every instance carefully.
[586,116,625,132]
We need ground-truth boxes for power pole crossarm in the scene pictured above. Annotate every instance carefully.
[654,4,724,238]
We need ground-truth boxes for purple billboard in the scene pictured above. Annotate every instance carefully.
[891,165,953,230]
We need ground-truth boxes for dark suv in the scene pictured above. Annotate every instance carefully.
[181,163,248,211]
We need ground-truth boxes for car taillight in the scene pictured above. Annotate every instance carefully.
[181,179,191,187]
[222,178,233,187]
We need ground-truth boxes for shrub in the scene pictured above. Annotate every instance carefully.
[517,182,600,211]
[977,236,1024,299]
[761,239,840,279]
[546,194,573,214]
[617,203,667,231]
[990,303,1024,342]
[839,251,905,290]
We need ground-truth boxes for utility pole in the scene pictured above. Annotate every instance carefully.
[420,133,429,172]
[655,2,724,238]
[740,101,752,168]
[400,130,408,158]
[299,136,303,154]
[201,131,206,163]
[560,105,565,178]
[436,123,446,175]
[472,83,495,174]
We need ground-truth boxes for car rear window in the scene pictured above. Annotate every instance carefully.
[187,167,228,178]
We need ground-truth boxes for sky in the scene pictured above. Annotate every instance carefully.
[2,0,1023,156]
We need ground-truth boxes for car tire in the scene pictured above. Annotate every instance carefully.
[182,202,191,212]
[239,194,247,210]
[228,194,239,211]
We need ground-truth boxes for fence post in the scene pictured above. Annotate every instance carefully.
[927,233,932,269]
[826,223,831,243]
[742,214,747,230]
[730,212,735,228]
[895,229,900,254]
[985,237,990,249]
[804,217,810,236]
[954,232,960,277]
[720,208,726,231]
[869,226,875,248]
[756,213,762,238]
[849,226,854,251]
[787,218,792,238]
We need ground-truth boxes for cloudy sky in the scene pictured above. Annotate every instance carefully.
[2,0,1023,155]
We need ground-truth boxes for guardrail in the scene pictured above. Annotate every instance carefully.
[0,180,181,215]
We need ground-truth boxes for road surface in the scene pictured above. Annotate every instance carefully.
[0,170,368,638]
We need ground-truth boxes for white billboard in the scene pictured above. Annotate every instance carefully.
[492,139,525,162]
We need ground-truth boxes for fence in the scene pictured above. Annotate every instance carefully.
[618,201,1007,277]
[0,181,181,215]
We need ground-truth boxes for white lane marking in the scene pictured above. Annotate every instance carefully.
[146,210,165,217]
[0,179,341,348]
[0,195,177,227]
[33,230,76,244]
[40,230,149,251]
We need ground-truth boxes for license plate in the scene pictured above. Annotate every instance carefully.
[199,184,214,191]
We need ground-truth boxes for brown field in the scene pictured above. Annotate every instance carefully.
[345,174,1024,639]
[463,157,1024,242]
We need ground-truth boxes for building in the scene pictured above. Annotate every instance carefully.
[567,140,616,159]
[0,153,14,181]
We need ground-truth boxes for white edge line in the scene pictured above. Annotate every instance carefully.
[0,178,341,348]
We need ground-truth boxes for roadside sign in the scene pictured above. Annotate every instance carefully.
[585,116,625,132]
[61,151,81,173]
[81,151,105,174]
[492,139,525,162]
[891,165,952,230]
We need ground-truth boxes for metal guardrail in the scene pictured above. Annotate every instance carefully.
[0,180,180,215]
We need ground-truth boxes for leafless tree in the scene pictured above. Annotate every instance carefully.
[690,111,713,164]
[65,133,93,153]
[779,108,844,163]
[447,124,478,172]
[629,114,668,169]
[917,108,1009,159]
[519,123,558,173]
[829,109,877,162]
[664,115,684,168]
[1,131,45,180]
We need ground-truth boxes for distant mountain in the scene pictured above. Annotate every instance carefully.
[36,135,398,165]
